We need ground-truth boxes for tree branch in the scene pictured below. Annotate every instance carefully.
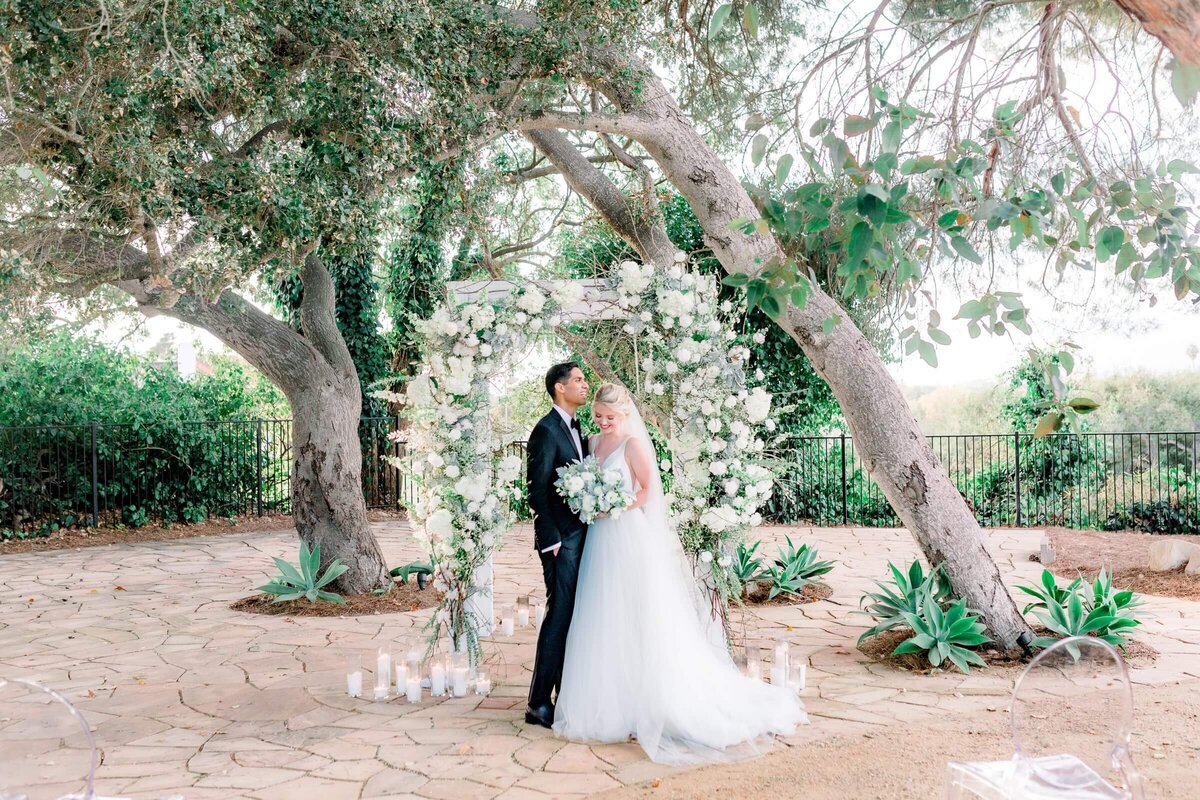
[523,129,676,265]
[300,251,357,376]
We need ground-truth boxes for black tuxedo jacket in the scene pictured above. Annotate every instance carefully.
[526,409,589,552]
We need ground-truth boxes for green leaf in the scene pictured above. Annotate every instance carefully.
[881,121,901,154]
[1067,395,1100,413]
[742,2,759,38]
[937,210,961,229]
[1170,59,1200,106]
[751,134,768,166]
[844,115,877,137]
[722,273,751,288]
[760,293,783,319]
[1051,172,1066,195]
[916,339,937,367]
[1033,411,1064,438]
[708,3,733,38]
[775,154,794,185]
[1097,227,1124,262]
[809,117,832,137]
[927,327,952,346]
[847,221,874,264]
[951,236,983,264]
[821,314,841,335]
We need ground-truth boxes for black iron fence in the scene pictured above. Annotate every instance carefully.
[2,420,1198,534]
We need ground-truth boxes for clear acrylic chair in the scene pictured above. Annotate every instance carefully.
[0,676,98,800]
[945,636,1145,799]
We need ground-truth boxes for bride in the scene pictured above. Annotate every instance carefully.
[553,383,808,764]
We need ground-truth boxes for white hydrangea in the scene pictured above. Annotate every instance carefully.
[427,508,455,540]
[551,282,584,308]
[744,387,772,423]
[497,456,522,483]
[516,287,547,314]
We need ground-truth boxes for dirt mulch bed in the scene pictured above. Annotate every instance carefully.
[1041,527,1200,601]
[0,509,408,556]
[742,580,833,606]
[858,625,1159,674]
[231,581,441,617]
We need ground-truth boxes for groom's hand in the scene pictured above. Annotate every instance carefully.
[550,544,561,557]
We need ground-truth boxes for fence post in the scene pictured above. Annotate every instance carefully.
[394,414,403,511]
[255,420,264,517]
[1014,431,1022,528]
[840,433,849,526]
[90,420,99,528]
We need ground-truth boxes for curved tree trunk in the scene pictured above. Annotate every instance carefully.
[120,251,391,594]
[291,381,390,595]
[522,56,1033,646]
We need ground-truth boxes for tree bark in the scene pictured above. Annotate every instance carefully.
[1110,0,1200,67]
[120,255,391,595]
[535,56,1033,647]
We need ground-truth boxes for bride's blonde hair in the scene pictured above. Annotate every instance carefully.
[593,383,635,418]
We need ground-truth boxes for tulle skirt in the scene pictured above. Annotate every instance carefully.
[552,507,808,764]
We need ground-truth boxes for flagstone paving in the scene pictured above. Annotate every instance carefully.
[3,523,1199,799]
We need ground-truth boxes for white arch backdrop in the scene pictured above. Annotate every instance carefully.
[378,256,779,666]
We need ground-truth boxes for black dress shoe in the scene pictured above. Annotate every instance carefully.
[525,703,554,729]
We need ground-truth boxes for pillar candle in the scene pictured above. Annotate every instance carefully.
[517,607,530,627]
[500,616,514,636]
[394,662,408,693]
[406,675,422,703]
[430,659,447,696]
[535,603,546,627]
[346,670,363,698]
[475,672,491,695]
[452,665,469,697]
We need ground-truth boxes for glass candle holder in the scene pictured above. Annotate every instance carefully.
[534,601,546,627]
[374,649,392,700]
[430,656,448,697]
[405,674,422,703]
[516,595,531,627]
[788,661,807,693]
[345,653,363,699]
[475,671,492,695]
[451,653,470,698]
[500,614,515,637]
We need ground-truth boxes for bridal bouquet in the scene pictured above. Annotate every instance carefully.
[554,456,634,523]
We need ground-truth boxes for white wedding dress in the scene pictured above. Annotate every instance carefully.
[552,431,808,764]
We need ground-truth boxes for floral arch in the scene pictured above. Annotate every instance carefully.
[379,254,778,664]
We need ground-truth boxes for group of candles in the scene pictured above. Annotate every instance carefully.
[345,646,491,703]
[343,596,546,702]
[743,637,807,694]
[497,595,545,637]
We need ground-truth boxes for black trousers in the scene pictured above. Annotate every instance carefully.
[527,532,585,710]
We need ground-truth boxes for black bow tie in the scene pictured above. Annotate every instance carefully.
[569,417,581,432]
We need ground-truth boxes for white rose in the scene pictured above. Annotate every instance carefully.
[699,551,714,564]
[565,476,585,494]
[750,513,763,526]
[444,465,461,479]
[724,479,740,496]
[660,459,672,472]
[427,451,445,468]
[709,460,727,476]
[718,554,732,568]
[724,395,738,409]
[497,456,522,483]
[765,419,777,431]
[481,533,495,548]
[707,418,723,433]
[752,331,766,344]
[551,282,584,308]
[444,321,460,337]
[479,343,493,357]
[530,318,544,332]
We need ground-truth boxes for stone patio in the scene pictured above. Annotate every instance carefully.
[3,523,1199,799]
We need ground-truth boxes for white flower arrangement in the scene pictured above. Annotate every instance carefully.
[382,263,779,660]
[554,456,634,523]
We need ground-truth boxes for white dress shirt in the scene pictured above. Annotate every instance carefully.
[542,404,584,553]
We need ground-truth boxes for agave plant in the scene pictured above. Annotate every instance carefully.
[893,591,992,674]
[1016,568,1083,615]
[258,541,349,604]
[763,538,835,600]
[733,540,768,586]
[857,560,952,644]
[1019,568,1142,652]
[773,536,835,581]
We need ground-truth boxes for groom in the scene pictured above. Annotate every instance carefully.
[524,361,590,728]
